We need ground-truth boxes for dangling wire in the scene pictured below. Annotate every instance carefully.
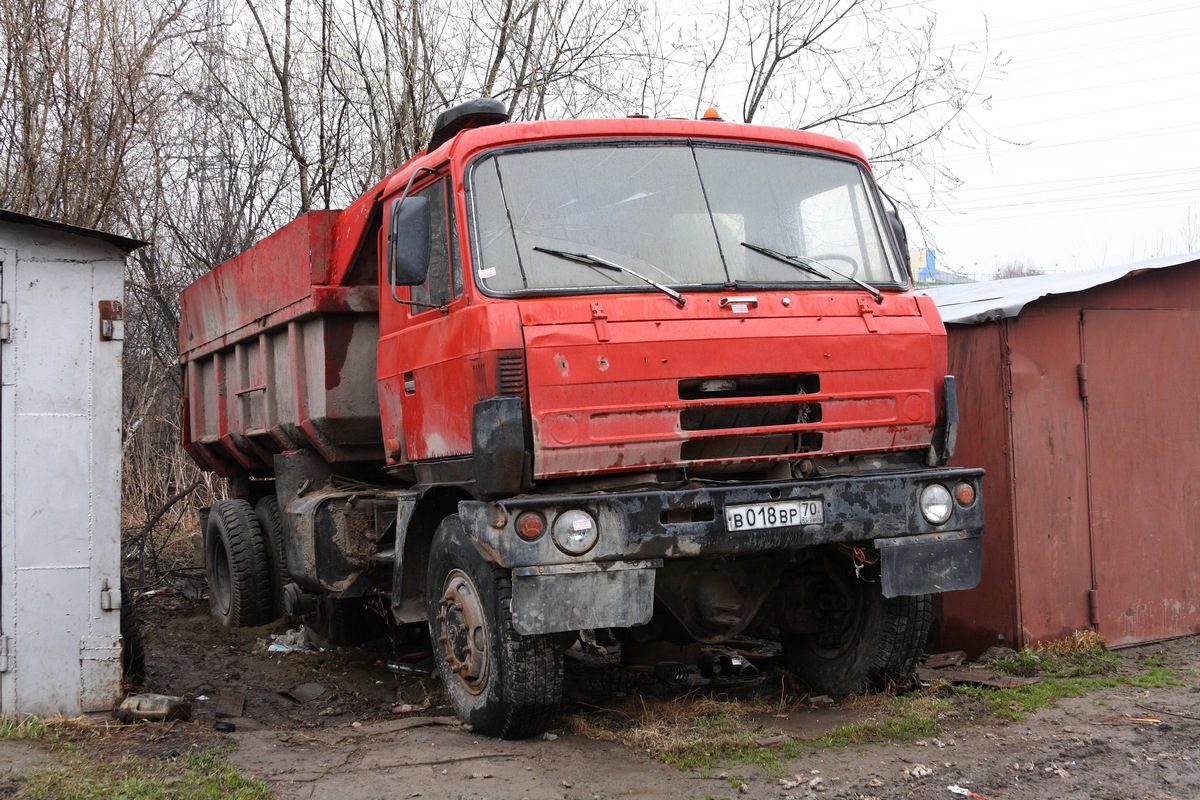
[844,545,878,581]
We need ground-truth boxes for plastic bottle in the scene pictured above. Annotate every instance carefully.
[115,693,192,722]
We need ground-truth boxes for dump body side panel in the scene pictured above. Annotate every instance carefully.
[180,213,384,476]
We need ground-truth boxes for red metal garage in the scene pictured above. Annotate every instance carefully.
[923,254,1200,654]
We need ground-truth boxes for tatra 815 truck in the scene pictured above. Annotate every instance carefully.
[180,98,983,739]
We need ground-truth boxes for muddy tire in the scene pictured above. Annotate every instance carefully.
[254,496,289,620]
[206,499,272,628]
[426,514,562,739]
[782,559,931,696]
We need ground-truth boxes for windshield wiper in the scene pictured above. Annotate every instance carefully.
[533,246,686,307]
[740,242,883,304]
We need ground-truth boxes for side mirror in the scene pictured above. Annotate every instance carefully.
[886,208,908,264]
[387,195,430,286]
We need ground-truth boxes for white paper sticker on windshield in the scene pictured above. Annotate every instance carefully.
[478,267,497,279]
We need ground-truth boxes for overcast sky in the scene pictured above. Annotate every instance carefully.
[917,0,1200,278]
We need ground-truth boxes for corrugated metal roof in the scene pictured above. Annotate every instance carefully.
[919,251,1200,324]
[0,208,146,253]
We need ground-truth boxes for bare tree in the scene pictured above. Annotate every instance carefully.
[668,0,1003,201]
[0,0,1003,582]
[992,260,1044,280]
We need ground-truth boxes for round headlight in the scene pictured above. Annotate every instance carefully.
[919,484,953,525]
[551,509,599,556]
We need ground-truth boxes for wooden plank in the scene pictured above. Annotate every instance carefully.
[915,667,1039,688]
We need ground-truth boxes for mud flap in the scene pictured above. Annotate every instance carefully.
[875,530,982,598]
[509,560,660,635]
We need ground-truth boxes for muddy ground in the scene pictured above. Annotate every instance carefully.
[137,588,1200,800]
[13,588,1200,799]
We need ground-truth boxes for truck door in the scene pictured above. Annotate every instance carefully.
[390,178,476,461]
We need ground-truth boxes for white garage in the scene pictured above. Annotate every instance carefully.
[0,210,140,716]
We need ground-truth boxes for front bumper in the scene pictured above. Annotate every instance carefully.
[458,467,984,634]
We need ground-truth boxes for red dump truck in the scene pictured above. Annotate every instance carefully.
[180,99,983,739]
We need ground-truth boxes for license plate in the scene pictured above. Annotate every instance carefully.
[724,499,823,532]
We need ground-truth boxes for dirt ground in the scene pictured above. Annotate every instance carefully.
[131,589,1200,800]
[13,589,1200,799]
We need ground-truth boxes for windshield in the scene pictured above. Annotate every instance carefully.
[469,142,904,295]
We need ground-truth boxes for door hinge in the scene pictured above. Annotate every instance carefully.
[1076,362,1088,400]
[99,300,124,341]
[857,298,878,333]
[1088,588,1099,628]
[0,636,10,672]
[99,578,121,611]
[590,302,610,342]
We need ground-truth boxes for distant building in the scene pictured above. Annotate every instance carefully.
[913,247,973,287]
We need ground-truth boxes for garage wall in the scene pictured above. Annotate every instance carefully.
[939,265,1200,653]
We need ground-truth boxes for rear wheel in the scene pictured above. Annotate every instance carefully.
[254,496,288,621]
[782,556,931,696]
[206,499,272,628]
[426,514,562,739]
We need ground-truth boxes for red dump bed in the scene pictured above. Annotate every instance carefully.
[179,209,384,476]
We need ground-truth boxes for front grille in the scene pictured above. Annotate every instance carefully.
[678,372,819,400]
[680,403,822,431]
[681,431,823,461]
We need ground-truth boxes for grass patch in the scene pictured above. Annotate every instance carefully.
[19,749,272,800]
[566,630,1188,775]
[958,676,1120,719]
[819,694,953,747]
[992,630,1119,679]
[0,715,51,741]
[0,716,272,799]
[563,694,804,773]
[1141,652,1166,668]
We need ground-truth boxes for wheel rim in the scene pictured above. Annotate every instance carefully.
[435,568,490,696]
[211,538,233,617]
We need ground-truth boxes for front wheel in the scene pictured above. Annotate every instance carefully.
[426,515,562,739]
[781,555,931,696]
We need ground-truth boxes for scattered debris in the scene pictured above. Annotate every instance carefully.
[387,661,432,677]
[923,651,968,669]
[915,665,1039,689]
[263,627,313,654]
[947,785,992,799]
[278,682,327,704]
[115,693,192,723]
[904,763,933,780]
[1125,714,1162,725]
